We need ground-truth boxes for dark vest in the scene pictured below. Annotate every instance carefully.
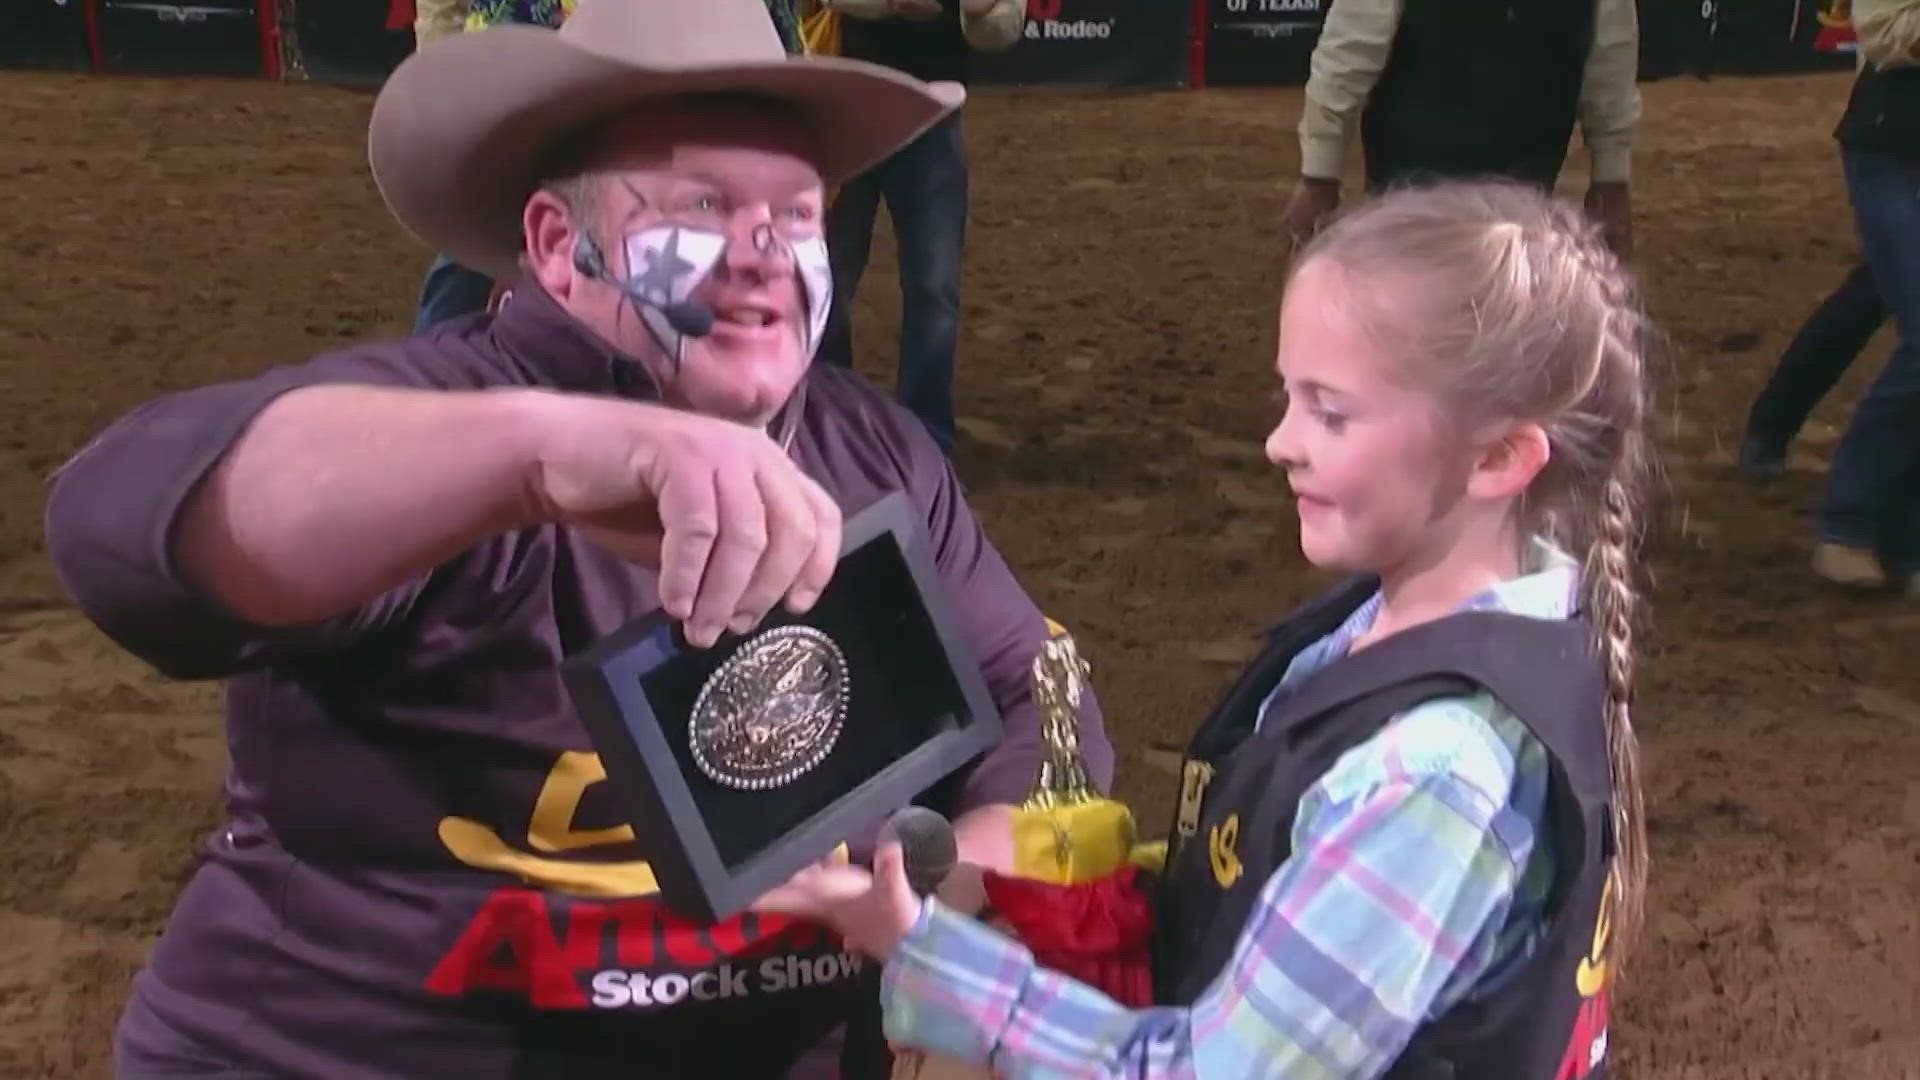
[1153,578,1617,1079]
[1361,0,1598,190]
[837,1,971,86]
[1836,59,1920,164]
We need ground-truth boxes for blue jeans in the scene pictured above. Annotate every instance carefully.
[1824,150,1920,572]
[1746,260,1884,454]
[817,113,968,455]
[412,253,495,335]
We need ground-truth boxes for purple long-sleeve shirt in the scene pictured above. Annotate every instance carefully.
[45,282,1112,1079]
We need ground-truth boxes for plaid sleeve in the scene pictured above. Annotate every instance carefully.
[879,700,1536,1080]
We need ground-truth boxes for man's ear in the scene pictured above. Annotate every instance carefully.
[523,189,581,299]
[1468,421,1551,502]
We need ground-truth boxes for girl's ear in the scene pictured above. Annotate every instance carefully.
[1469,421,1550,502]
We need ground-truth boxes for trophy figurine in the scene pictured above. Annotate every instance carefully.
[889,620,1159,1080]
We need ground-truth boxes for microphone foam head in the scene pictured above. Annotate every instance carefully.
[879,806,957,897]
[666,302,715,338]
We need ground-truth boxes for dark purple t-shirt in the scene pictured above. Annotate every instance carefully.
[45,283,1113,1079]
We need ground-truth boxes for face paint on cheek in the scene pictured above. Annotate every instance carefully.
[789,235,833,360]
[618,226,726,368]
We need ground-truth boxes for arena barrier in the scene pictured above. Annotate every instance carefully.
[0,0,91,73]
[0,1,1867,96]
[1197,0,1859,87]
[0,0,283,79]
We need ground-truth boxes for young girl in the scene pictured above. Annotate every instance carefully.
[785,179,1654,1079]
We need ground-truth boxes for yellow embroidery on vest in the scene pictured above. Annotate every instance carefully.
[1575,875,1615,997]
[1208,813,1243,889]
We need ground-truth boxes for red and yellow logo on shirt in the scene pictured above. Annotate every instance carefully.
[424,750,855,1012]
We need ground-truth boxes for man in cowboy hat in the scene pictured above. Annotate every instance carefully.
[44,1,1112,1075]
[407,0,810,335]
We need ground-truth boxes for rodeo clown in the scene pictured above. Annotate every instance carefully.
[44,0,1113,1075]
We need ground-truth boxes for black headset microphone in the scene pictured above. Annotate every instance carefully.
[572,234,716,338]
[572,230,811,458]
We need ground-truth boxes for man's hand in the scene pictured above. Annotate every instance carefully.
[519,393,842,646]
[1282,177,1341,251]
[1585,181,1632,261]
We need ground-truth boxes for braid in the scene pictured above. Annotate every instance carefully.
[1571,209,1654,981]
[1588,451,1648,980]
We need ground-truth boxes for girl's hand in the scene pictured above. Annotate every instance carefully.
[753,842,924,962]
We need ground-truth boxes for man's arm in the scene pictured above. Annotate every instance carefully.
[1853,0,1920,70]
[1297,0,1403,181]
[44,342,542,680]
[50,345,836,680]
[166,384,548,631]
[1579,0,1642,184]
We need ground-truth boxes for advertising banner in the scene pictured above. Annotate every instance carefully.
[973,0,1189,88]
[1203,0,1325,87]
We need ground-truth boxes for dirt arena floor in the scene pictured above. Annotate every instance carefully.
[1,67,1916,1079]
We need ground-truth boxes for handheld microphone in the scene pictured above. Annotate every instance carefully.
[877,806,958,898]
[573,234,715,338]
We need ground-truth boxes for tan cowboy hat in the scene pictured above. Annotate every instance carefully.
[368,0,966,279]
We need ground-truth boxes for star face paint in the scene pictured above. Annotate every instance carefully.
[619,226,726,368]
[788,234,833,358]
[618,225,834,369]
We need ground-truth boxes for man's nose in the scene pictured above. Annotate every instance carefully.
[721,209,794,280]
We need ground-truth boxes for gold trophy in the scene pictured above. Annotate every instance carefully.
[1010,623,1138,880]
[889,621,1152,1079]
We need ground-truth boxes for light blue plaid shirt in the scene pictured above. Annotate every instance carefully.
[880,541,1580,1078]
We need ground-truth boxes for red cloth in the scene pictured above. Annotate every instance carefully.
[980,866,1156,1008]
[387,0,416,31]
